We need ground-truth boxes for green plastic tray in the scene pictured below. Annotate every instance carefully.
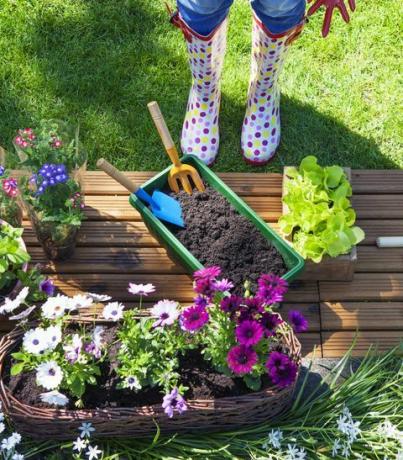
[129,155,304,282]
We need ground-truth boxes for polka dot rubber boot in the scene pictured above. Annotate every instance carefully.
[171,13,228,166]
[241,15,305,166]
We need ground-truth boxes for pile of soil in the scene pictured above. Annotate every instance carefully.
[171,186,287,291]
[5,327,269,410]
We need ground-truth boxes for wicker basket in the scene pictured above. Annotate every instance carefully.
[0,323,301,440]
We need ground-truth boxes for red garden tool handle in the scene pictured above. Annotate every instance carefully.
[307,0,356,37]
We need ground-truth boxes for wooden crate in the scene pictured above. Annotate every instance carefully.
[282,167,357,281]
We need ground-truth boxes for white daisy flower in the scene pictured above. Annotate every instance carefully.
[150,300,179,327]
[23,328,49,355]
[41,294,69,319]
[45,325,62,350]
[128,283,155,296]
[262,429,283,450]
[92,326,105,348]
[86,445,102,460]
[68,294,93,311]
[125,376,141,391]
[63,334,83,364]
[36,361,63,390]
[87,293,112,302]
[0,287,30,314]
[102,302,124,321]
[40,390,69,407]
[1,432,21,451]
[73,436,88,452]
[79,422,95,438]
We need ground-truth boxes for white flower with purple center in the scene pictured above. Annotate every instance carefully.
[68,294,93,311]
[40,390,69,407]
[41,295,69,319]
[162,388,187,418]
[23,328,49,355]
[125,376,141,391]
[150,300,179,327]
[45,325,62,350]
[128,283,156,296]
[103,302,125,321]
[63,334,83,364]
[36,360,63,390]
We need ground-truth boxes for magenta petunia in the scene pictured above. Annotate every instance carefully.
[260,312,283,337]
[288,310,309,333]
[2,178,18,198]
[181,305,209,331]
[257,274,288,305]
[266,351,298,388]
[194,266,221,280]
[227,345,257,375]
[235,320,264,346]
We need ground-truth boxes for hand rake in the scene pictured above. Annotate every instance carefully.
[148,101,205,195]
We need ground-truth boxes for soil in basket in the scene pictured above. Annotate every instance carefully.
[170,187,287,292]
[6,327,271,410]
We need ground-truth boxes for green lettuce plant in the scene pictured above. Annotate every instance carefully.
[279,156,365,263]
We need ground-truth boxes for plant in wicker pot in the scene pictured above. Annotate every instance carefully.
[0,166,22,228]
[0,221,54,317]
[13,121,86,261]
[0,268,306,441]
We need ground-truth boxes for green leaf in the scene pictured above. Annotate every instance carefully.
[11,362,25,376]
[243,375,262,391]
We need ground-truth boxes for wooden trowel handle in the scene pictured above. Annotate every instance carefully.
[147,101,181,167]
[97,158,138,193]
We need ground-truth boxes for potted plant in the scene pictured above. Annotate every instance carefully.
[279,156,365,281]
[0,221,52,307]
[13,121,86,261]
[0,166,22,228]
[0,267,307,440]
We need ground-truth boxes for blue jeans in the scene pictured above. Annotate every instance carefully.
[177,0,306,35]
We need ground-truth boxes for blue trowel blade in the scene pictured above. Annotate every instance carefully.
[150,190,185,228]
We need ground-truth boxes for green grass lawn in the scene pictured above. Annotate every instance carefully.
[0,0,401,173]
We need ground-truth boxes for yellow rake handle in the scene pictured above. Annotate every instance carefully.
[147,101,182,168]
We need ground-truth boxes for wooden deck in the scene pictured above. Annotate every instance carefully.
[9,170,403,357]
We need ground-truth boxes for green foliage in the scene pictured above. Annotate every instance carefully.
[116,310,191,395]
[0,223,30,291]
[279,156,365,262]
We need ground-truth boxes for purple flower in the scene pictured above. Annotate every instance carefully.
[257,274,288,305]
[238,297,264,322]
[39,279,55,297]
[162,388,187,418]
[288,310,308,333]
[194,295,208,309]
[211,278,234,292]
[235,320,264,346]
[0,166,5,177]
[266,351,298,388]
[194,266,221,280]
[260,312,283,337]
[220,295,242,317]
[150,300,179,327]
[181,305,209,331]
[194,277,214,298]
[2,178,18,198]
[227,345,257,375]
[84,342,101,359]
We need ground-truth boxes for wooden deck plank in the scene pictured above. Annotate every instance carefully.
[321,301,403,331]
[357,220,403,246]
[352,195,403,219]
[298,333,322,358]
[322,331,402,357]
[352,170,403,194]
[356,247,403,272]
[319,274,403,301]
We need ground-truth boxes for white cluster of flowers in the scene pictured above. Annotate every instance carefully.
[262,429,306,460]
[0,287,29,315]
[380,419,403,460]
[73,422,102,460]
[0,402,23,459]
[332,406,361,458]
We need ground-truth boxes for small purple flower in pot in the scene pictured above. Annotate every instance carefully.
[227,345,257,375]
[181,305,209,332]
[211,278,234,292]
[235,320,264,346]
[238,296,264,322]
[266,351,298,388]
[260,312,283,337]
[220,295,242,318]
[193,277,214,298]
[2,178,18,198]
[194,266,221,280]
[288,310,309,333]
[39,279,55,297]
[257,274,288,305]
[194,295,208,309]
[63,334,83,364]
[162,388,187,418]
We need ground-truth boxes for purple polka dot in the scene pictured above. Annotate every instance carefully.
[259,107,265,112]
[185,121,189,129]
[187,147,193,152]
[247,142,253,147]
[211,138,216,144]
[192,118,196,124]
[254,150,260,156]
[264,122,270,128]
[251,115,256,121]
[255,132,261,138]
[203,128,209,134]
[200,112,206,117]
[245,118,248,125]
[263,140,268,146]
[195,138,200,144]
[272,128,276,136]
[201,146,207,152]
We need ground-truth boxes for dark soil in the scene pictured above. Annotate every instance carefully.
[171,186,287,292]
[6,327,269,410]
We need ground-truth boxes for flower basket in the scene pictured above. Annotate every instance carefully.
[282,166,357,281]
[0,321,301,440]
[0,220,28,298]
